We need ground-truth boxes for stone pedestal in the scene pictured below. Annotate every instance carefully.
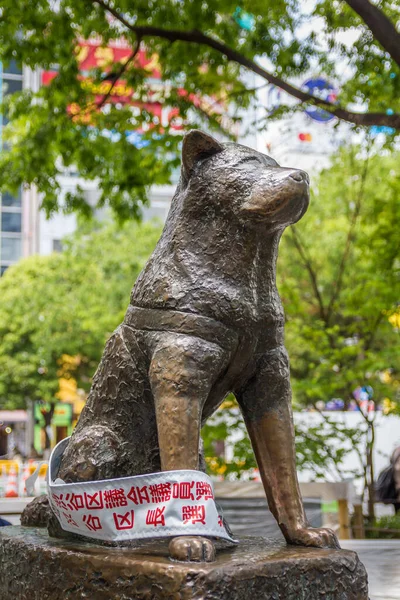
[0,526,368,600]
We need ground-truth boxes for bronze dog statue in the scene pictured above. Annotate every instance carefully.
[50,130,339,561]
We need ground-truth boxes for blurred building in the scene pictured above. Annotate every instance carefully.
[0,42,213,270]
[0,61,24,275]
[1,45,348,275]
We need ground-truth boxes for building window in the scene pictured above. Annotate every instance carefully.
[1,64,24,277]
[1,190,21,208]
[1,236,22,262]
[53,239,63,252]
[3,60,22,76]
[1,212,22,233]
[2,78,23,126]
[2,78,23,96]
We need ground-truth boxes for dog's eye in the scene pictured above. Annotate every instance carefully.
[235,157,262,169]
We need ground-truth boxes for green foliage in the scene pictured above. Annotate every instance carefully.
[315,0,400,114]
[202,397,257,479]
[1,143,399,489]
[366,513,400,539]
[0,1,399,219]
[279,146,400,411]
[202,398,366,480]
[294,415,365,480]
[203,147,400,483]
[0,219,162,408]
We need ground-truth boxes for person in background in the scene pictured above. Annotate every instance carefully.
[391,445,400,514]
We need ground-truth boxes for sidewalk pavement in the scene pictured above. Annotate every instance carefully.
[341,539,400,600]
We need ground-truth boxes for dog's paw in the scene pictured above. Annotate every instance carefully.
[287,527,340,550]
[168,536,216,562]
[21,494,51,527]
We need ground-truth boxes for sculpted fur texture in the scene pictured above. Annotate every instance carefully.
[31,130,340,560]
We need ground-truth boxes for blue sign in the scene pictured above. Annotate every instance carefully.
[302,78,337,123]
[370,125,395,137]
[233,7,255,31]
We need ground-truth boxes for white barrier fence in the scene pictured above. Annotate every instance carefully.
[0,460,47,498]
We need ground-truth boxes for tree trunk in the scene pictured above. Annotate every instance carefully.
[366,419,376,522]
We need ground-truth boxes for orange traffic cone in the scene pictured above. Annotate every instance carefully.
[5,465,19,498]
[22,461,33,496]
[0,465,7,497]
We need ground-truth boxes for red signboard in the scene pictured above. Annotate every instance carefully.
[41,38,233,137]
[42,39,161,84]
[41,39,186,133]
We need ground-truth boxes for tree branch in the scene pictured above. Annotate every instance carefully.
[91,0,400,130]
[345,0,400,67]
[70,37,141,120]
[96,36,142,110]
[325,151,370,323]
[364,311,384,352]
[288,226,327,322]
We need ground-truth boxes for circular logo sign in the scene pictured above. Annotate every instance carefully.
[302,78,337,123]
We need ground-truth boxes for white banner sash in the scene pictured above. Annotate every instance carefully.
[48,438,236,543]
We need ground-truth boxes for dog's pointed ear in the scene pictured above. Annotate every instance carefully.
[182,130,223,180]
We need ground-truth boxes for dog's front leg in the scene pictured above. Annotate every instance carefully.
[237,345,340,549]
[149,332,229,562]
